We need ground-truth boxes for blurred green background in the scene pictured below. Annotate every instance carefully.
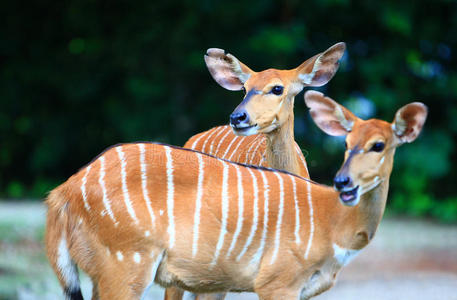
[1,0,456,222]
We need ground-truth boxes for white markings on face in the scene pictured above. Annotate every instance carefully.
[270,172,284,264]
[379,156,385,166]
[333,243,360,266]
[251,171,269,264]
[226,165,245,258]
[145,230,150,237]
[215,127,233,155]
[98,156,118,226]
[133,252,141,264]
[304,181,314,260]
[237,168,259,261]
[139,144,156,227]
[80,165,92,211]
[140,251,165,300]
[192,153,205,258]
[116,251,124,262]
[290,175,300,244]
[222,136,239,159]
[191,129,211,150]
[57,236,80,292]
[164,146,175,248]
[116,146,139,224]
[211,161,230,267]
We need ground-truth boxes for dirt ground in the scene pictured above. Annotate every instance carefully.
[1,202,456,300]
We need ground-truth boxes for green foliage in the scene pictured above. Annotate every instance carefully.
[0,0,456,222]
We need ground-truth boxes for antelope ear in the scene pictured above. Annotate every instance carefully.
[204,48,254,91]
[392,102,428,144]
[295,42,346,87]
[304,91,357,136]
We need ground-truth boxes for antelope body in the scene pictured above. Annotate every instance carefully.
[45,92,427,299]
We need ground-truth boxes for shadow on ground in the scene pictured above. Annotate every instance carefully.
[1,202,456,300]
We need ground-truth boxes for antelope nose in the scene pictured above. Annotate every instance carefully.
[230,111,248,126]
[334,175,352,191]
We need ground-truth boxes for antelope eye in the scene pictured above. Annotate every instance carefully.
[370,142,385,152]
[271,85,284,95]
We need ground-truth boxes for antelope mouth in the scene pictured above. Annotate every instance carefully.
[232,124,258,136]
[339,186,359,206]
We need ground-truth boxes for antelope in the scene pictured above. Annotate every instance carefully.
[184,42,346,178]
[171,42,345,300]
[45,91,427,300]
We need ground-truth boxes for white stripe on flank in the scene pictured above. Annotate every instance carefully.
[250,138,264,164]
[201,127,220,153]
[139,144,155,227]
[295,144,309,176]
[192,153,205,258]
[304,181,314,259]
[270,172,284,264]
[80,165,92,211]
[211,161,230,267]
[222,136,239,159]
[165,146,175,248]
[227,137,245,161]
[251,171,269,264]
[226,165,244,258]
[244,135,260,164]
[209,126,227,154]
[116,146,139,224]
[191,130,211,150]
[215,127,232,155]
[237,168,259,261]
[290,175,300,244]
[98,156,118,225]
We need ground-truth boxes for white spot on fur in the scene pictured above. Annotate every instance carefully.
[133,252,141,264]
[145,230,150,237]
[116,251,124,261]
[159,210,164,216]
[333,243,360,266]
[57,237,80,291]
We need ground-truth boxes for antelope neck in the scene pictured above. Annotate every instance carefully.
[333,178,390,250]
[264,109,300,175]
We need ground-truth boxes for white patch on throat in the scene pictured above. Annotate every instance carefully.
[333,243,360,266]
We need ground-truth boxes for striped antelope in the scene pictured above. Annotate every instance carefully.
[174,42,345,300]
[45,91,427,300]
[184,42,346,178]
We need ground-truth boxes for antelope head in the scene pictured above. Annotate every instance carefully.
[204,43,346,136]
[305,91,428,207]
